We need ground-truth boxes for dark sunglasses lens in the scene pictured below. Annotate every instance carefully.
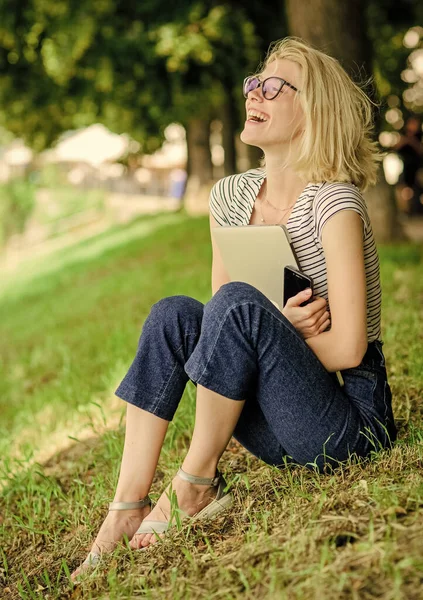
[243,77,259,97]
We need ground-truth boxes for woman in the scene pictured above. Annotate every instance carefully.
[72,37,397,579]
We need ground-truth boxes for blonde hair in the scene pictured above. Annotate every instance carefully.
[258,37,382,191]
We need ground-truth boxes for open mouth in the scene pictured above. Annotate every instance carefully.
[247,110,268,123]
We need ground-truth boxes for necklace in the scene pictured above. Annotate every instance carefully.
[264,195,295,212]
[257,195,296,225]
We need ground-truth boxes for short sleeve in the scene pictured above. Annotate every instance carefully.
[314,183,371,243]
[209,174,244,226]
[209,180,229,225]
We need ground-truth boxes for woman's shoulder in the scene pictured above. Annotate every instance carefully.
[316,180,364,197]
[312,180,370,238]
[209,168,265,225]
[313,180,367,211]
[211,168,265,198]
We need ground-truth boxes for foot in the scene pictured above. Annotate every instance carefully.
[71,503,152,580]
[130,473,218,550]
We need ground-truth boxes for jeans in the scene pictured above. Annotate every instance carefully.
[115,282,397,471]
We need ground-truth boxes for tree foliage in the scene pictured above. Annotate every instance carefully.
[367,0,423,124]
[0,1,261,151]
[1,0,421,155]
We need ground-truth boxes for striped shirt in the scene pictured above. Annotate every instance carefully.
[210,168,381,342]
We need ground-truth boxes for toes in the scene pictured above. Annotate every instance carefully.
[150,533,164,545]
[71,562,90,581]
[129,532,153,550]
[129,533,145,550]
[141,533,153,546]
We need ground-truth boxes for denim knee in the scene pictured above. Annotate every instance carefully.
[207,281,265,314]
[147,295,203,329]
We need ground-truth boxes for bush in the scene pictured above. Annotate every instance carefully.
[0,178,36,247]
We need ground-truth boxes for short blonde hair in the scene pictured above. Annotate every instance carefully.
[259,37,382,191]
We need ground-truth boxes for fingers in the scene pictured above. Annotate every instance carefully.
[316,311,331,333]
[283,293,330,337]
[306,296,327,312]
[288,292,327,312]
[296,298,327,321]
[303,311,330,337]
[287,288,312,307]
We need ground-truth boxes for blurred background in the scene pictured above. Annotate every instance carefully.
[1,4,423,596]
[1,0,423,268]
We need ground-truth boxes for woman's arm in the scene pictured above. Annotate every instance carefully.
[210,213,230,296]
[305,210,368,371]
[210,207,368,371]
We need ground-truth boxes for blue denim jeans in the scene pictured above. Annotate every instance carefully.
[115,282,397,471]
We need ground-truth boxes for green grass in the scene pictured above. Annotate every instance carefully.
[0,213,422,599]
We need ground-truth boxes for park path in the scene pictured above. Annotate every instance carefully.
[0,194,181,274]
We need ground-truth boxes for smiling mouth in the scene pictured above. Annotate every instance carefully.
[247,110,268,123]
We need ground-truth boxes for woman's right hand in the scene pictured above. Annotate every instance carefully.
[281,289,330,339]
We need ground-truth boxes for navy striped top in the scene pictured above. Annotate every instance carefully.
[210,168,381,342]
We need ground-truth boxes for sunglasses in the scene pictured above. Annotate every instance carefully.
[243,76,300,100]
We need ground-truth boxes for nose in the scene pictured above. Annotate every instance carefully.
[248,84,264,102]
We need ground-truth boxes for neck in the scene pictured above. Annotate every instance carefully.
[261,154,307,209]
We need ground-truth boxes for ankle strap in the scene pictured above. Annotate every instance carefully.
[109,497,151,511]
[177,467,220,487]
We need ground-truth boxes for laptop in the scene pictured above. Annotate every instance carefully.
[211,224,298,310]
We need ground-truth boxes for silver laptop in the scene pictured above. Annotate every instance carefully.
[211,224,298,310]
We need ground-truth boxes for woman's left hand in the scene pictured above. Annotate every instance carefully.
[280,289,331,338]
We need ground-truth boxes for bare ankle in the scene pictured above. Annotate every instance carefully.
[180,462,219,479]
[112,492,150,503]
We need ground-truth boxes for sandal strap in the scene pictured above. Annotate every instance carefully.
[82,551,101,567]
[108,496,151,511]
[177,467,220,487]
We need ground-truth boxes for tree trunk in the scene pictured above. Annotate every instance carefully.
[285,0,371,75]
[220,97,237,177]
[364,168,406,242]
[186,117,213,181]
[285,0,405,242]
[184,117,214,215]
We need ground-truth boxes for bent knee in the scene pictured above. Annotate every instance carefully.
[211,281,265,307]
[148,295,203,324]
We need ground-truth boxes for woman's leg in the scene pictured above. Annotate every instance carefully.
[71,406,169,578]
[72,295,205,577]
[131,280,369,550]
[131,384,246,548]
[181,281,379,470]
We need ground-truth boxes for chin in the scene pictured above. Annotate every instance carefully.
[240,129,263,149]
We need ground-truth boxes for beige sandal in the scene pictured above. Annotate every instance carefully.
[78,496,152,572]
[134,467,233,539]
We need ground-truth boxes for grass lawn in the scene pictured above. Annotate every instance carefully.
[0,211,422,599]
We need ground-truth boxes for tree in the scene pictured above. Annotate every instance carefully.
[149,3,261,209]
[284,0,405,242]
[285,0,372,76]
[0,1,261,202]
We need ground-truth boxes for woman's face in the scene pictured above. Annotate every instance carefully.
[240,58,304,152]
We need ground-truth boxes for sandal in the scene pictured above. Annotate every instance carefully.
[76,496,152,574]
[134,467,233,539]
